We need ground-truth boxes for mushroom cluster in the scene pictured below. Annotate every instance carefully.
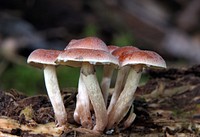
[27,37,166,133]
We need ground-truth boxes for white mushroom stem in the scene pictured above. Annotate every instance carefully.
[123,104,136,129]
[81,63,108,132]
[74,73,92,129]
[43,65,67,127]
[107,66,130,115]
[107,65,142,129]
[101,65,114,106]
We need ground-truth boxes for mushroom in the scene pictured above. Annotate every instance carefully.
[107,46,140,115]
[65,41,92,129]
[27,49,67,127]
[101,45,119,105]
[107,50,166,129]
[73,72,93,129]
[56,37,119,132]
[123,104,136,129]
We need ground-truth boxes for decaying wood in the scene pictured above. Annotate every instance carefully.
[0,116,64,137]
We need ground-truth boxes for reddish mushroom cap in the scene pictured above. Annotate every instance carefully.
[27,49,61,68]
[65,37,109,52]
[119,50,166,68]
[57,37,119,67]
[112,46,140,58]
[107,45,119,53]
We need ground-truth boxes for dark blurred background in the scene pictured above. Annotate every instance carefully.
[0,0,200,95]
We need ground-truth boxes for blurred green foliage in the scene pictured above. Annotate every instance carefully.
[112,32,135,46]
[139,73,150,86]
[0,64,80,95]
[0,63,149,96]
[1,64,44,95]
[82,23,99,36]
[0,63,105,96]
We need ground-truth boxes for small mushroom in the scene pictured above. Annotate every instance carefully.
[56,37,119,132]
[65,40,93,129]
[101,45,119,105]
[73,72,93,129]
[107,46,140,115]
[27,49,67,127]
[107,50,166,129]
[123,104,136,129]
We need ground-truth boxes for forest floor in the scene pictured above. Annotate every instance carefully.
[0,65,200,137]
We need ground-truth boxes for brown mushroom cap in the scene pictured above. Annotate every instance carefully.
[112,46,140,58]
[65,37,109,51]
[119,50,166,68]
[27,49,61,68]
[57,37,119,67]
[107,45,119,53]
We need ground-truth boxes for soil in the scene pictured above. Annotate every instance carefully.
[1,65,200,137]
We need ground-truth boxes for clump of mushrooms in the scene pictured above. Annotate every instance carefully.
[56,37,119,132]
[27,49,67,127]
[107,49,166,129]
[26,37,167,133]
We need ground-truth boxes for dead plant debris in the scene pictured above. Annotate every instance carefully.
[1,65,200,136]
